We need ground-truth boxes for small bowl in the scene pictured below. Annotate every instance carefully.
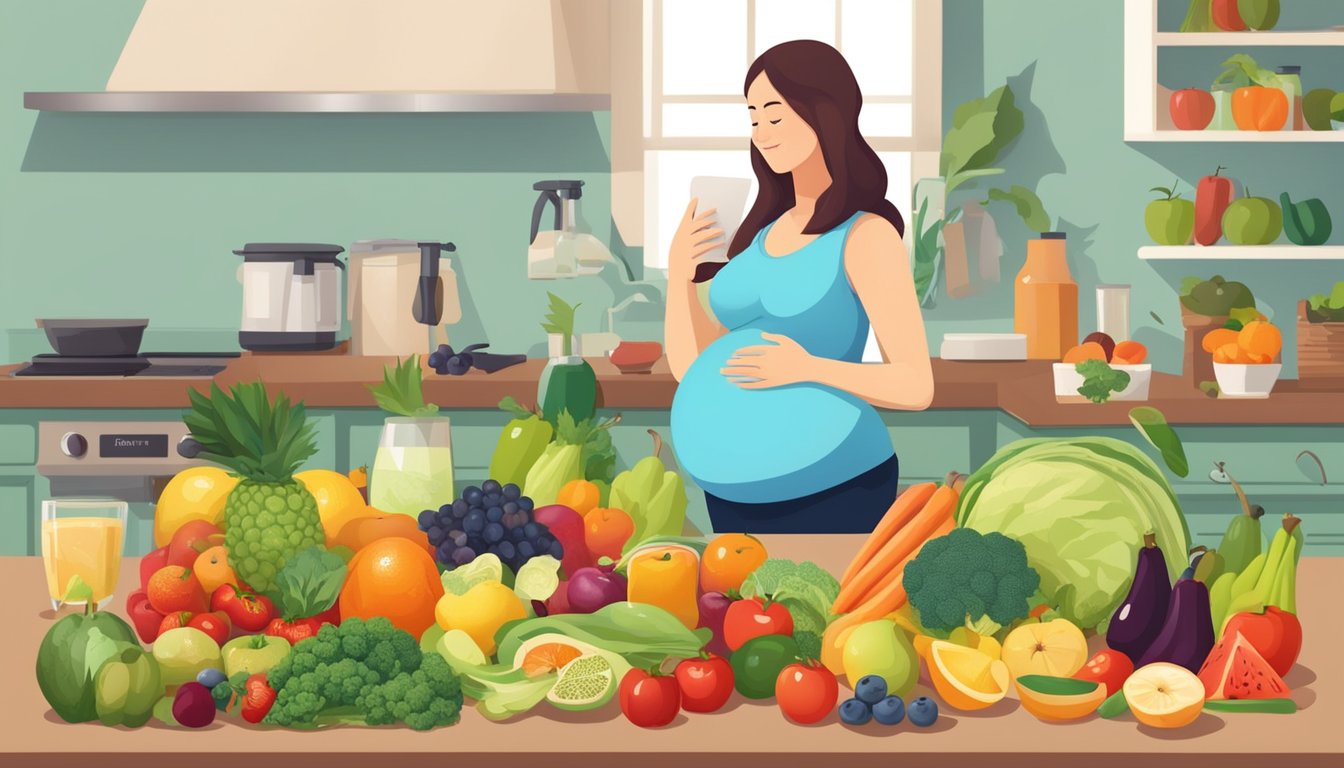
[1053,363,1152,403]
[1214,362,1282,398]
[37,318,148,357]
[608,340,663,374]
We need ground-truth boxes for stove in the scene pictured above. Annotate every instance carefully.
[13,352,240,377]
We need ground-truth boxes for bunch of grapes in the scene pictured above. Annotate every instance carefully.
[418,479,563,574]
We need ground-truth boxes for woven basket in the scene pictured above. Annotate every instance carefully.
[1297,300,1344,390]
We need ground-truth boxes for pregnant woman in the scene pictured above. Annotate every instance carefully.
[667,40,935,534]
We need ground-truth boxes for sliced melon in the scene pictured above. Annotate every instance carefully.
[1197,631,1290,700]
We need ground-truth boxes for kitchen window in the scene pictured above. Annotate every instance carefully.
[639,0,943,274]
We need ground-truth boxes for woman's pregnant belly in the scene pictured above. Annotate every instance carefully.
[671,329,893,504]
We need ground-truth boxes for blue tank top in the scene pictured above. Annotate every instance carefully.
[670,211,894,504]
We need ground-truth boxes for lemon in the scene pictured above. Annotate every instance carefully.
[435,581,527,656]
[296,469,371,545]
[927,639,1010,711]
[154,467,237,547]
[1124,663,1205,729]
[1014,674,1106,722]
[1001,619,1088,679]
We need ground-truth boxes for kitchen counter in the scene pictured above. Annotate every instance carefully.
[2,355,1342,426]
[2,536,1338,768]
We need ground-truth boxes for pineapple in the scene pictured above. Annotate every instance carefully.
[183,381,324,594]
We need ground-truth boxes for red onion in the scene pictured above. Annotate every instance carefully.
[566,564,628,614]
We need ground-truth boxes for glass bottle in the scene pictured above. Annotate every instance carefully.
[1014,232,1078,360]
[370,416,455,517]
[1275,66,1303,131]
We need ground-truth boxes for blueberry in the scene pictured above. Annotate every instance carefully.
[872,696,905,726]
[418,510,437,529]
[853,675,887,705]
[907,696,938,728]
[839,698,872,726]
[196,668,228,689]
[503,484,521,501]
[486,506,504,523]
[464,487,483,506]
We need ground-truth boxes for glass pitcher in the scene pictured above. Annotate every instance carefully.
[369,416,455,517]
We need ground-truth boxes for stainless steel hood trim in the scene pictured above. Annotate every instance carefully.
[24,91,611,113]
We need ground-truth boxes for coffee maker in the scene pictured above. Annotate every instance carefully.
[234,243,345,351]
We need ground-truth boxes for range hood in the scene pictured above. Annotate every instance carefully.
[25,0,610,113]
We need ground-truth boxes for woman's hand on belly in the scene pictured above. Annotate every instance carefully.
[720,332,812,389]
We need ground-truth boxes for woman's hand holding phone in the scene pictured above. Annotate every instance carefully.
[668,198,723,285]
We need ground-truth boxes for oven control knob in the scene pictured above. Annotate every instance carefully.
[177,437,203,459]
[61,432,88,458]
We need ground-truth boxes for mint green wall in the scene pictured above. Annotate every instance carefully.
[0,0,642,364]
[930,0,1344,377]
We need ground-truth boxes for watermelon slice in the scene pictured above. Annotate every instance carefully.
[1198,631,1291,700]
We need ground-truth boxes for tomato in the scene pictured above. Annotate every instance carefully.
[1075,649,1135,697]
[158,611,193,636]
[674,654,734,713]
[619,669,681,728]
[775,661,838,725]
[699,533,768,594]
[241,674,277,724]
[210,584,275,633]
[188,611,231,646]
[724,597,794,652]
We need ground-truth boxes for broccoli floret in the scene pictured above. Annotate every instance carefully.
[902,528,1041,635]
[263,617,463,731]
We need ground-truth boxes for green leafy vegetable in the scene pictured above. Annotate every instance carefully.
[1306,281,1344,323]
[1214,54,1283,92]
[1180,275,1255,318]
[985,185,1051,232]
[368,356,438,417]
[494,602,711,671]
[1075,359,1131,404]
[1129,407,1189,478]
[740,559,842,651]
[541,292,579,357]
[268,545,347,619]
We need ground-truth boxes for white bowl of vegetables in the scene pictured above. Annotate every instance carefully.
[1054,333,1151,403]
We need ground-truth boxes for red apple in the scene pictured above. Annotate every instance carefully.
[139,546,171,589]
[532,505,591,580]
[1170,88,1216,131]
[167,520,224,569]
[1223,606,1302,677]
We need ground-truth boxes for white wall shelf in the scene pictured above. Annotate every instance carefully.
[1128,130,1344,142]
[1139,246,1344,260]
[1155,31,1344,46]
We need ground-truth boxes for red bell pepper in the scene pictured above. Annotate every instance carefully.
[1211,0,1247,31]
[1195,166,1237,246]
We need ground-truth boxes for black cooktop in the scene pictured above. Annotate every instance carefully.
[14,352,241,377]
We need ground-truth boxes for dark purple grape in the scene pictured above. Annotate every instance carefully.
[502,483,521,500]
[483,523,504,544]
[452,547,476,566]
[464,510,485,533]
[482,479,501,494]
[518,541,536,559]
[418,510,437,529]
[517,496,534,513]
[484,493,502,508]
[427,526,444,545]
[452,499,469,517]
[497,541,517,561]
[427,352,445,368]
[501,513,519,531]
[486,506,503,523]
[500,500,517,515]
[523,523,541,540]
[464,487,483,506]
[548,541,564,560]
[510,526,526,542]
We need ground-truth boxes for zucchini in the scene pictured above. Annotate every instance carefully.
[1097,689,1130,719]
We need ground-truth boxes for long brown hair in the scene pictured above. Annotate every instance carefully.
[693,40,905,283]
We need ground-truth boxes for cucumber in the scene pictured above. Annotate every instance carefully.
[1203,698,1297,715]
[1098,689,1130,719]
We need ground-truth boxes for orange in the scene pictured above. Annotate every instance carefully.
[928,640,1010,711]
[155,467,237,547]
[1237,320,1282,360]
[699,533,769,594]
[1201,328,1240,354]
[193,545,236,595]
[1112,340,1148,365]
[331,511,433,557]
[1062,342,1107,364]
[584,507,635,562]
[556,480,601,517]
[519,642,585,677]
[1214,342,1253,364]
[339,536,444,637]
[297,469,371,546]
[347,465,368,491]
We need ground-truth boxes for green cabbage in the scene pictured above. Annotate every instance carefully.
[956,437,1190,631]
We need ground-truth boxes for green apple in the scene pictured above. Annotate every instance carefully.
[1303,88,1336,131]
[841,619,918,698]
[220,633,290,678]
[1222,188,1283,245]
[1145,183,1195,245]
[1332,92,1344,129]
[152,627,222,687]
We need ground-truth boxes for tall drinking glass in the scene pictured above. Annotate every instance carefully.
[41,499,127,610]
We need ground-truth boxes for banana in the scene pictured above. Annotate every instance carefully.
[1269,535,1299,614]
[1253,516,1292,596]
[1209,571,1238,640]
[1233,552,1267,597]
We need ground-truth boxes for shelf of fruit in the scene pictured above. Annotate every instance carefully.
[9,368,1336,767]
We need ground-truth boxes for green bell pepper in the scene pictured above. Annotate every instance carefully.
[490,397,554,488]
[1282,193,1333,247]
[610,430,687,547]
[94,646,163,728]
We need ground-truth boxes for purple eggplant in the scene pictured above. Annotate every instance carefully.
[1136,573,1215,673]
[696,591,733,657]
[1106,533,1172,660]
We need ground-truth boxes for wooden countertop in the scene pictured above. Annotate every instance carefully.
[2,354,1342,427]
[2,536,1337,768]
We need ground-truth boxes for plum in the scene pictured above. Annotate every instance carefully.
[1083,332,1116,362]
[172,682,217,728]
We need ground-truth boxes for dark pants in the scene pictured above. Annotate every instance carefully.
[704,455,900,534]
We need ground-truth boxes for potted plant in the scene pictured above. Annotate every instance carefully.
[538,292,597,425]
[914,85,1046,305]
[367,355,454,517]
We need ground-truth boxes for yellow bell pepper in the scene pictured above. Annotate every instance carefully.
[627,546,699,629]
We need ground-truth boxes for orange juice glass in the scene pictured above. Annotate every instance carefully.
[41,499,127,610]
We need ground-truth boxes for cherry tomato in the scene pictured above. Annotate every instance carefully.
[210,584,275,633]
[699,533,768,594]
[775,660,839,725]
[619,669,681,728]
[724,597,794,652]
[674,654,735,713]
[187,610,231,646]
[1075,649,1135,697]
[158,611,193,636]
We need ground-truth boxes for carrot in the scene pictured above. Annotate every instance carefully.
[840,482,937,586]
[853,516,955,618]
[832,485,957,614]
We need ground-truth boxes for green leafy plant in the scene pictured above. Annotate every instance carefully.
[1307,281,1344,323]
[1075,359,1131,404]
[985,185,1051,233]
[541,292,579,357]
[1213,54,1283,92]
[1179,0,1212,32]
[368,356,439,417]
[1129,407,1189,478]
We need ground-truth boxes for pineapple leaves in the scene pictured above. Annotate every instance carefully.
[368,356,439,418]
[183,380,317,482]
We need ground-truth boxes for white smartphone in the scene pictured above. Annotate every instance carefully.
[688,176,752,264]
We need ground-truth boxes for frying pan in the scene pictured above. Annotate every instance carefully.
[36,318,149,357]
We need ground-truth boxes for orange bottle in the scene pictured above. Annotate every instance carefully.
[627,546,699,629]
[1015,232,1078,359]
